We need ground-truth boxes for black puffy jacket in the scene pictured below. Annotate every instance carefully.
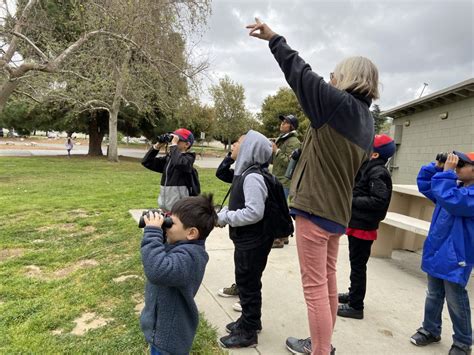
[348,158,393,230]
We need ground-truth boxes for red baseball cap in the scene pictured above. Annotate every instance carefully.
[454,151,474,165]
[173,128,194,146]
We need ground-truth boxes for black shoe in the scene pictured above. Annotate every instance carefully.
[410,327,441,346]
[225,320,261,334]
[337,303,363,319]
[338,292,350,304]
[449,344,472,355]
[219,329,258,348]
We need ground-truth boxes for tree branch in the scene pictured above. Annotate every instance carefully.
[4,31,49,61]
[13,89,41,102]
[3,0,38,63]
[58,70,93,82]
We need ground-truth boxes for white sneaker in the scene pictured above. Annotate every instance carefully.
[232,301,242,312]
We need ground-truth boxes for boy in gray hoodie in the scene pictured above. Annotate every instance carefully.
[216,130,273,349]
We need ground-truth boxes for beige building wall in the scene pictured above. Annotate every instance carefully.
[390,97,474,184]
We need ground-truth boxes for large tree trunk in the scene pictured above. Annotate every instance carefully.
[88,111,105,156]
[107,50,131,162]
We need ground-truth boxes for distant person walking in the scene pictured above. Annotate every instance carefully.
[65,137,74,158]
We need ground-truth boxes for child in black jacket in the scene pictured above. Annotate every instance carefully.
[141,128,198,212]
[338,134,395,320]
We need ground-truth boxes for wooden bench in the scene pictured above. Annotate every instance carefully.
[372,212,430,258]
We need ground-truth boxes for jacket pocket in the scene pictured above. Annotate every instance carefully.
[295,160,307,193]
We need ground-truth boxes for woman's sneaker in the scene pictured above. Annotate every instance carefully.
[218,283,239,297]
[286,337,335,354]
[286,337,312,354]
[232,301,242,312]
[410,327,441,346]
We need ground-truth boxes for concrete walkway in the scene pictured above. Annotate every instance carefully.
[129,210,473,354]
[0,142,223,169]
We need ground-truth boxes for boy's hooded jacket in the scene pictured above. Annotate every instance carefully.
[217,130,273,249]
[417,163,474,287]
[140,226,208,354]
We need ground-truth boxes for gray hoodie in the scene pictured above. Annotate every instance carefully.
[217,130,272,227]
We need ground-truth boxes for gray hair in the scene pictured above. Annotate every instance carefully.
[333,56,380,100]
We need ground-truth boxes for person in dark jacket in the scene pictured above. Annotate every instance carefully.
[410,152,474,355]
[216,130,273,349]
[337,134,395,320]
[247,18,378,355]
[271,114,301,248]
[140,194,217,355]
[142,128,197,212]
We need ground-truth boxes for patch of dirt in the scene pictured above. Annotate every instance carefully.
[25,265,43,277]
[113,274,142,283]
[132,294,144,315]
[0,248,25,262]
[69,226,97,238]
[36,223,77,233]
[59,223,77,231]
[71,312,112,336]
[32,239,45,244]
[52,259,99,278]
[70,209,91,218]
[51,329,63,335]
[378,329,394,337]
[36,226,54,232]
[25,259,99,279]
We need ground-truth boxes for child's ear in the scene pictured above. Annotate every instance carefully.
[371,152,380,159]
[187,227,200,240]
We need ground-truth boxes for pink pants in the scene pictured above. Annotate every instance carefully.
[295,215,341,355]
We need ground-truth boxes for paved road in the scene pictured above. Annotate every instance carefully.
[0,142,222,169]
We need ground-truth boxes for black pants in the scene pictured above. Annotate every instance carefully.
[234,238,273,332]
[348,235,374,310]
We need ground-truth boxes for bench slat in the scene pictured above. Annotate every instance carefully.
[381,212,430,236]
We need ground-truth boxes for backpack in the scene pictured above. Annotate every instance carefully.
[188,167,201,196]
[260,168,294,239]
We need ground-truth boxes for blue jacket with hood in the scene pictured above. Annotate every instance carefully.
[417,163,474,286]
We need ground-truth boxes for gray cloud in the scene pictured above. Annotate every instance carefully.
[196,0,473,112]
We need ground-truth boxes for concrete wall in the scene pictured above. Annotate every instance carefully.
[390,97,474,184]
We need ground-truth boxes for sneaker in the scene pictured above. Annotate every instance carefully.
[337,303,363,319]
[218,283,239,298]
[449,344,472,355]
[282,236,290,244]
[410,327,441,346]
[232,301,242,312]
[286,337,312,354]
[272,239,285,248]
[225,320,261,334]
[219,329,258,348]
[286,337,335,354]
[338,292,350,304]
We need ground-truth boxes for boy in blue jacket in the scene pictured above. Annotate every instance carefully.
[140,194,217,355]
[411,152,474,355]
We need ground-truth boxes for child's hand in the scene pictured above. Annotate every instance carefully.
[443,153,459,171]
[144,211,164,228]
[170,134,180,145]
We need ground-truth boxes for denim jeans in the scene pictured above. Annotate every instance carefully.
[422,274,472,348]
[150,345,161,355]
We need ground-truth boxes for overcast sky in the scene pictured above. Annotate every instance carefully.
[194,0,473,113]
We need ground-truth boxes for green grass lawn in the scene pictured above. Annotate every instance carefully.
[0,156,228,354]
